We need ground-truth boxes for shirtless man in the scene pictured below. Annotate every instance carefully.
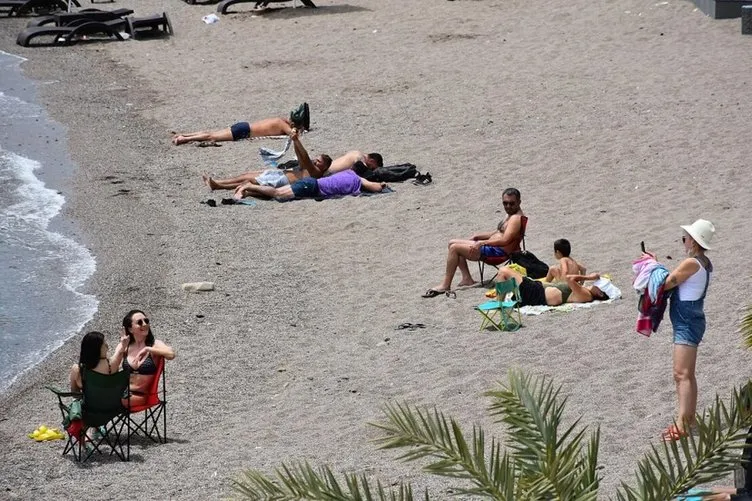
[234,169,388,201]
[544,238,587,283]
[423,188,525,298]
[203,129,330,191]
[327,151,383,175]
[172,103,308,145]
[202,130,384,191]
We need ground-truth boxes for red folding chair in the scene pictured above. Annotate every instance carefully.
[125,356,167,444]
[478,215,528,286]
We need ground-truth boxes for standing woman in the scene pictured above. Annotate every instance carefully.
[658,219,715,441]
[121,310,175,408]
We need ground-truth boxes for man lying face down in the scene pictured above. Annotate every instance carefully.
[234,169,389,201]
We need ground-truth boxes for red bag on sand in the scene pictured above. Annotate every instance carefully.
[66,420,82,441]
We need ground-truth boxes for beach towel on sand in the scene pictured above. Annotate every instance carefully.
[520,298,620,316]
[259,137,293,167]
[515,277,622,316]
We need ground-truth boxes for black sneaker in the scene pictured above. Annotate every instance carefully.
[289,102,310,131]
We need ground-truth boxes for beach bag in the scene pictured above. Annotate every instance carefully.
[354,162,418,182]
[276,159,300,171]
[509,251,549,279]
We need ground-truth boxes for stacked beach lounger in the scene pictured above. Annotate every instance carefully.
[15,7,172,46]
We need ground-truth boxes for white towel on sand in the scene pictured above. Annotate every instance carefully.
[520,298,620,316]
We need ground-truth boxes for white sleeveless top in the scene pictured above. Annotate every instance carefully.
[677,258,710,301]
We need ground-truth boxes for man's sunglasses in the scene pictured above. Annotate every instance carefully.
[135,318,150,326]
[502,201,518,207]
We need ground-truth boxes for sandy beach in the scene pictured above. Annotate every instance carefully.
[1,0,751,498]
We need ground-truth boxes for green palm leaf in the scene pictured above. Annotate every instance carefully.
[741,305,752,350]
[486,369,600,500]
[615,388,752,500]
[371,402,516,499]
[231,461,418,501]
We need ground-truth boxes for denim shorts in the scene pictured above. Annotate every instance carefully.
[230,121,252,140]
[290,177,319,198]
[670,297,706,347]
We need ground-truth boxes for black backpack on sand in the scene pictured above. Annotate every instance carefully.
[509,251,549,279]
[354,162,419,182]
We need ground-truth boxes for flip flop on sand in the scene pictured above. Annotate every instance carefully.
[421,289,456,299]
[396,323,426,330]
[412,172,432,186]
[661,424,688,442]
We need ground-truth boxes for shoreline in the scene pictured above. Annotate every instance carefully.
[0,48,98,395]
[1,0,752,498]
[0,26,177,405]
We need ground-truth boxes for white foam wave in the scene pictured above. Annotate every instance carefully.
[0,146,98,394]
[0,151,64,225]
[0,91,41,119]
[0,49,27,62]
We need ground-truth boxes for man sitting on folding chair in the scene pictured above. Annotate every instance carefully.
[423,187,525,298]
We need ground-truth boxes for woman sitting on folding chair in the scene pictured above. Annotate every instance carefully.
[69,330,129,393]
[121,310,175,409]
[66,330,129,443]
[495,267,617,307]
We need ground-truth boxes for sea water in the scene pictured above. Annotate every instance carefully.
[0,50,97,394]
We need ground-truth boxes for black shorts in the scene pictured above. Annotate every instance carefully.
[518,277,547,306]
[230,121,252,140]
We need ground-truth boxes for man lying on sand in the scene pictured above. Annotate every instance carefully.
[203,129,384,191]
[172,103,309,145]
[234,169,388,201]
[422,187,524,298]
[544,238,587,283]
[496,267,617,306]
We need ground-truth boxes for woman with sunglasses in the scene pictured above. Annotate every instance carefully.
[646,219,715,441]
[121,310,175,408]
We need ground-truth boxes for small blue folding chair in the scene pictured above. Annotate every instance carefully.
[475,278,522,331]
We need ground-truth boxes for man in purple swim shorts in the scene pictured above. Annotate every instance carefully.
[233,169,388,201]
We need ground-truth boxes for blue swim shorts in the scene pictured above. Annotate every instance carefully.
[230,121,252,141]
[290,177,320,198]
[480,245,507,258]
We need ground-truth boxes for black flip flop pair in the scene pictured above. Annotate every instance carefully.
[396,323,426,331]
[421,289,456,299]
[412,172,432,186]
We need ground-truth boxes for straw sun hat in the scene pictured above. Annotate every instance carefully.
[680,219,715,250]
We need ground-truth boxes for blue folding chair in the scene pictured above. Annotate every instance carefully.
[475,278,522,331]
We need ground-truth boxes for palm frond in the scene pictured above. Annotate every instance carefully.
[231,461,418,501]
[485,369,600,500]
[371,402,516,499]
[615,387,752,501]
[741,305,752,350]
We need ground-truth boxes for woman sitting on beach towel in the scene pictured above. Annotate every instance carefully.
[495,267,617,307]
[120,310,175,409]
